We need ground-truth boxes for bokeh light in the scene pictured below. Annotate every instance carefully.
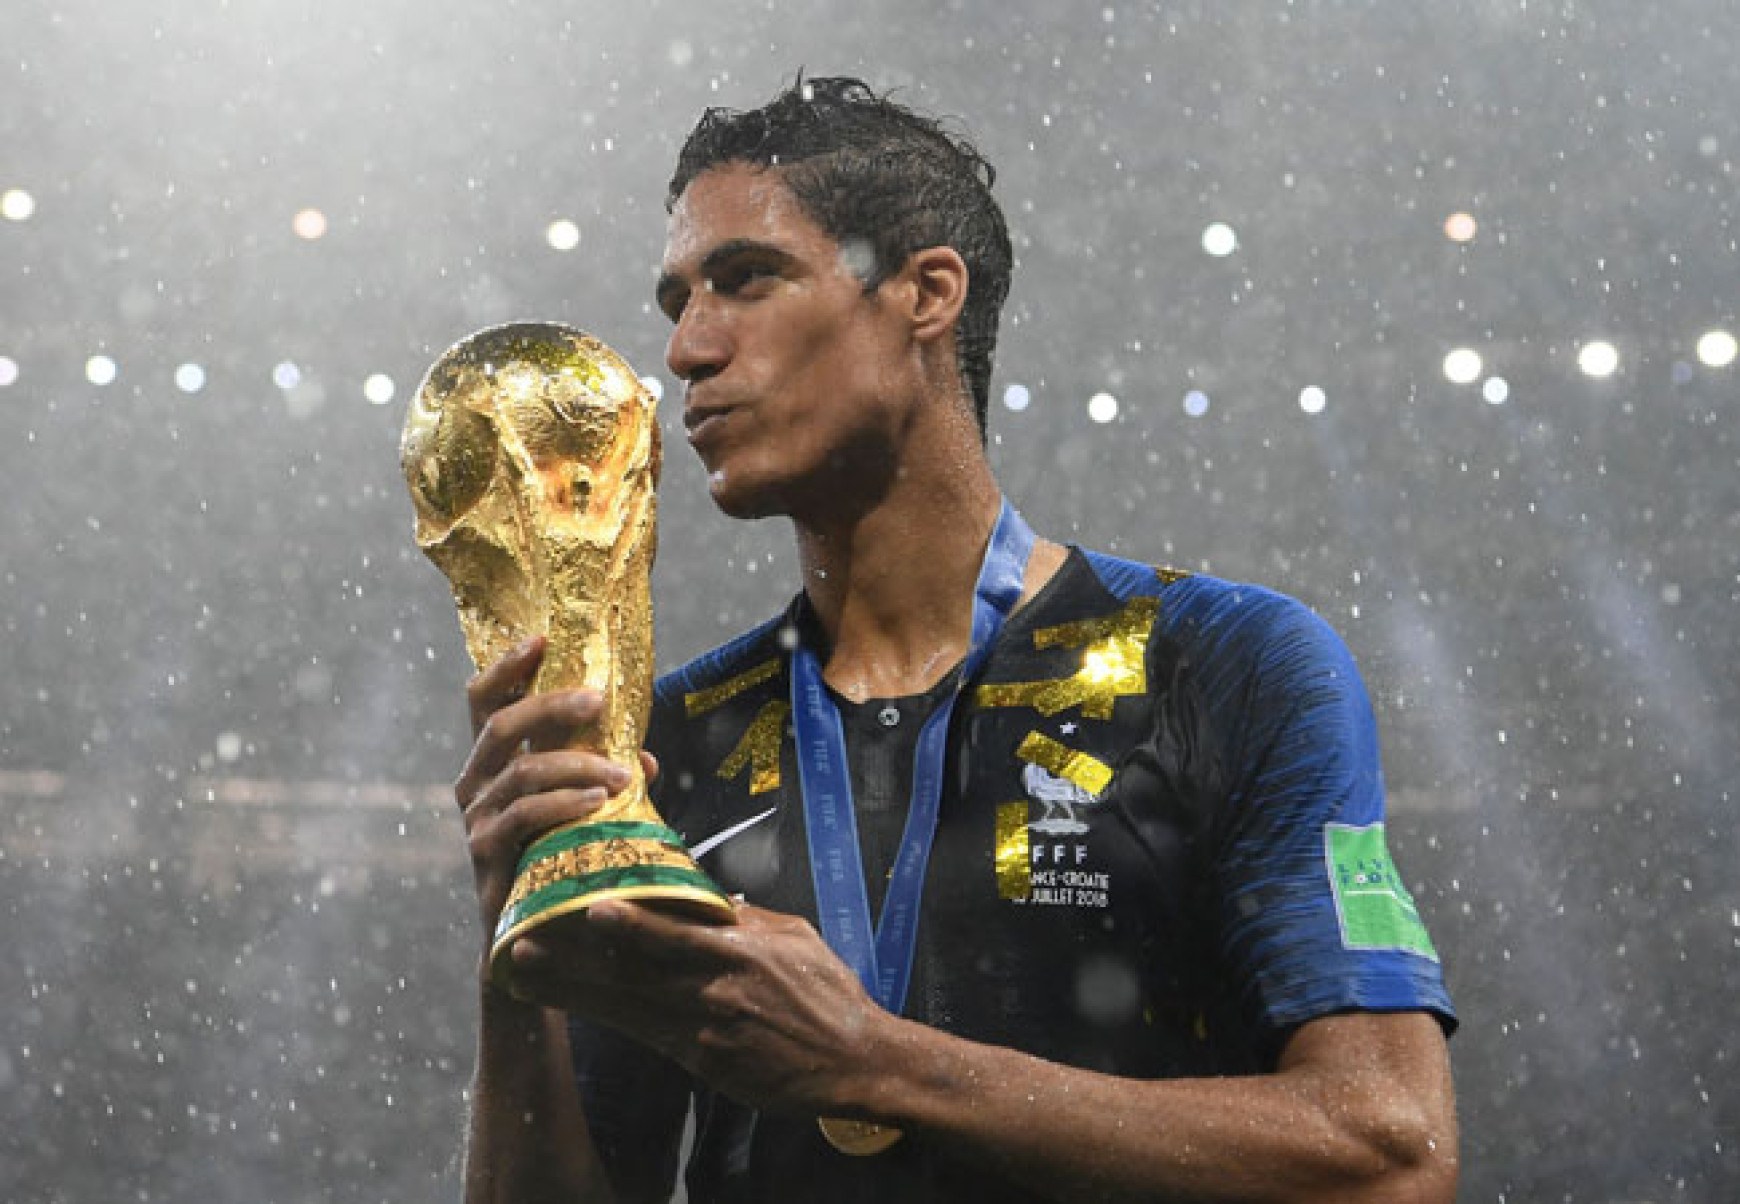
[363,373,396,405]
[1444,211,1478,242]
[1298,385,1327,414]
[0,355,18,386]
[292,208,328,240]
[1200,222,1238,257]
[1577,340,1620,379]
[1695,328,1737,368]
[174,363,206,393]
[1087,391,1119,423]
[2,189,35,221]
[1002,382,1032,412]
[545,219,581,251]
[1443,347,1483,384]
[85,355,118,386]
[1482,376,1511,405]
[1183,389,1210,417]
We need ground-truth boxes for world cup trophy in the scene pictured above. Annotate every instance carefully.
[401,322,734,995]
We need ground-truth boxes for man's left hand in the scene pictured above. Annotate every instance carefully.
[504,900,887,1114]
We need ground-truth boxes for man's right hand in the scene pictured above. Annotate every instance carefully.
[453,635,642,970]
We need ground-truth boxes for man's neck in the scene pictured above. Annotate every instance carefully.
[792,461,1064,702]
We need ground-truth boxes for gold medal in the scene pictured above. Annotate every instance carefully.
[818,1116,904,1156]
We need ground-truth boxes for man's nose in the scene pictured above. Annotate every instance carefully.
[665,300,731,383]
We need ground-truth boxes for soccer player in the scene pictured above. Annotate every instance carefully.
[455,77,1457,1203]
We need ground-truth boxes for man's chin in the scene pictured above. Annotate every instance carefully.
[706,472,781,521]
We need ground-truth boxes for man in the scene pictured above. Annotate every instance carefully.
[455,77,1457,1203]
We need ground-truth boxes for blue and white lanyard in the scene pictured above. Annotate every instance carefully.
[790,499,1035,1014]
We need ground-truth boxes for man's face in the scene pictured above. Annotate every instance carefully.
[657,163,914,520]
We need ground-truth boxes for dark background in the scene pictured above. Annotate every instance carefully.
[3,1,1736,1199]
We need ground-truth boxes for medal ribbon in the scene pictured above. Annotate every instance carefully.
[791,499,1035,1013]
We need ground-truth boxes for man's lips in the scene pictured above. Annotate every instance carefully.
[683,404,733,443]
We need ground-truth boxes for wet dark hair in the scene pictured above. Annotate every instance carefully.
[668,75,1013,439]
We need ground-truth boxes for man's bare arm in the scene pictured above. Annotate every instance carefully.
[464,993,615,1204]
[868,1009,1456,1203]
[517,901,1456,1204]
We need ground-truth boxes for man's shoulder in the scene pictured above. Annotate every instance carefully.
[1070,547,1310,635]
[1067,546,1348,681]
[653,607,795,715]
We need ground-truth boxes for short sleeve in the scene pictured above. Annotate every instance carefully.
[1168,580,1457,1045]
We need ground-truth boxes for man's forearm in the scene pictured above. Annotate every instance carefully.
[464,989,614,1204]
[852,1011,1457,1204]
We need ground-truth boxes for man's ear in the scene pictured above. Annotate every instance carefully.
[902,246,969,344]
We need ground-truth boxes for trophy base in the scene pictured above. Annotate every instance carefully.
[488,818,735,994]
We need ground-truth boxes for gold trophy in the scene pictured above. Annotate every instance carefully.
[401,322,734,994]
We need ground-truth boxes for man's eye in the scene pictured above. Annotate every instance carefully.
[717,264,776,293]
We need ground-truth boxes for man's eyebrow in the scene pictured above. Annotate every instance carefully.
[699,237,793,273]
[655,238,795,313]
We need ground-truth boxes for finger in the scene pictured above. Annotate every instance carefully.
[526,902,725,979]
[508,914,693,995]
[507,943,686,1043]
[466,635,547,735]
[455,690,605,807]
[464,749,634,820]
[588,899,742,959]
[640,749,661,784]
[516,690,608,756]
[471,786,612,853]
[465,784,611,922]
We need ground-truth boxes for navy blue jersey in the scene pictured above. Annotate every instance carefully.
[570,548,1454,1203]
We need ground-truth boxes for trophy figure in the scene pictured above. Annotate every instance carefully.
[401,322,733,993]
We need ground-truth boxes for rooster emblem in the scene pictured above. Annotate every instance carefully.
[1021,762,1101,836]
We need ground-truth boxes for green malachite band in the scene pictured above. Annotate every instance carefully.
[500,863,725,932]
[487,818,735,994]
[519,819,685,863]
[489,860,735,990]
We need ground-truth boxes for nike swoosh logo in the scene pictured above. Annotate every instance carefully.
[689,806,779,860]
